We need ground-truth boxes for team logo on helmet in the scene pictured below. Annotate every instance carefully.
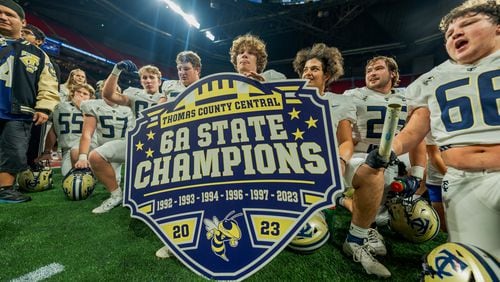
[422,242,500,281]
[18,161,53,192]
[62,168,96,200]
[387,197,440,243]
[288,212,330,254]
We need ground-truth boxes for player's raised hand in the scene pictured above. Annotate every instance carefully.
[112,60,138,76]
[116,60,138,72]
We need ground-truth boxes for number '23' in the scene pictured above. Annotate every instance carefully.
[436,69,499,132]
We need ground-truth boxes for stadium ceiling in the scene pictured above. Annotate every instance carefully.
[20,0,463,78]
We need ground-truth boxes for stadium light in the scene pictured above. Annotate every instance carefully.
[163,0,200,29]
[205,31,215,41]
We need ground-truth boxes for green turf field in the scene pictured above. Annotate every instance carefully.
[0,168,446,281]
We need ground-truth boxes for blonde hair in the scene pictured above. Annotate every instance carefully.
[139,65,162,81]
[229,34,268,73]
[63,68,86,90]
[68,83,95,101]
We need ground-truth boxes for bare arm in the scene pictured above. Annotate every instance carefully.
[102,75,130,106]
[102,60,138,106]
[393,107,430,156]
[74,115,97,169]
[337,119,354,176]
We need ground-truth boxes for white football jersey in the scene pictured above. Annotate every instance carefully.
[80,99,134,146]
[406,50,500,147]
[162,80,187,105]
[52,101,88,150]
[322,92,356,131]
[344,87,408,153]
[123,87,164,119]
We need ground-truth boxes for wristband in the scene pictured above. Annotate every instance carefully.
[111,65,122,77]
[78,154,88,161]
[410,165,425,180]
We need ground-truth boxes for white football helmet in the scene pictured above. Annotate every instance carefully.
[422,242,500,281]
[17,161,53,192]
[288,212,330,254]
[386,197,440,243]
[62,168,96,200]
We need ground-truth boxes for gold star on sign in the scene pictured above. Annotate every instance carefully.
[145,148,154,158]
[288,107,300,120]
[135,141,144,151]
[292,128,305,140]
[146,130,155,140]
[305,116,318,128]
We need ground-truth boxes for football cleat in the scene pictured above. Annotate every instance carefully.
[386,196,440,243]
[17,161,53,192]
[421,242,500,281]
[288,212,330,254]
[62,168,96,201]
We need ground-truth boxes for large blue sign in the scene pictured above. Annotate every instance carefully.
[124,73,343,280]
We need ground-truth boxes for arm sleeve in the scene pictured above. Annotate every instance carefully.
[34,52,60,112]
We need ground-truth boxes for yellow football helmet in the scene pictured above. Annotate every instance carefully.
[387,197,440,243]
[422,242,500,281]
[62,168,96,201]
[17,161,53,192]
[288,212,330,254]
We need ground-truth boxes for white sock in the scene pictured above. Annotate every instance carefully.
[349,222,369,238]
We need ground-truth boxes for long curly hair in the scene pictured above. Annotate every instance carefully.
[293,43,344,87]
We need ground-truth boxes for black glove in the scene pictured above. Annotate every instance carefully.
[115,60,138,73]
[365,148,397,169]
[391,175,421,198]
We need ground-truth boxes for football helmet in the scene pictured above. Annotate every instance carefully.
[386,197,440,243]
[422,242,500,281]
[17,161,53,192]
[62,168,96,200]
[288,212,330,254]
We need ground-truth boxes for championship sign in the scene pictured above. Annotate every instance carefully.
[124,73,343,280]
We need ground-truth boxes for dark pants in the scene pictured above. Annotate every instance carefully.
[0,120,32,174]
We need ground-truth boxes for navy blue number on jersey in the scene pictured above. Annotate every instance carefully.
[366,105,407,138]
[436,69,500,132]
[135,101,157,118]
[99,116,129,138]
[59,112,83,134]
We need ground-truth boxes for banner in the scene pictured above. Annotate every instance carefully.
[124,73,343,280]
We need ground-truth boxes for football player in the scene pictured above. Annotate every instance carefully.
[391,0,499,258]
[293,44,390,278]
[74,93,133,213]
[38,84,96,176]
[88,62,166,214]
[229,33,286,81]
[340,56,427,222]
[162,51,201,105]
